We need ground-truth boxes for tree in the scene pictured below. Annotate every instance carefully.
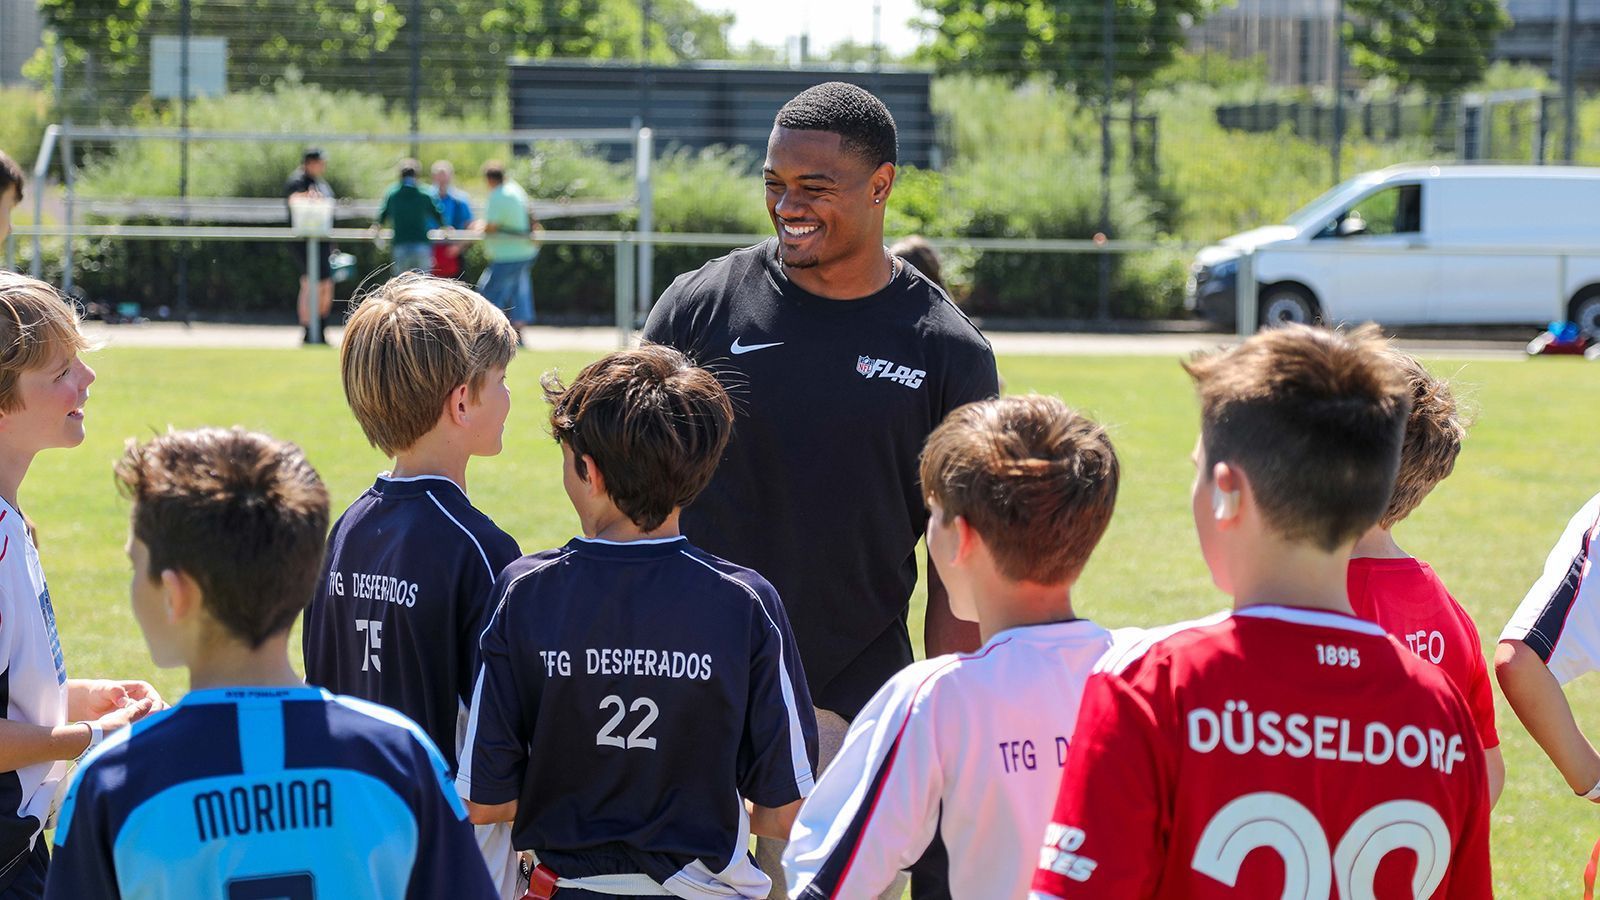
[1345,0,1509,96]
[916,0,1221,98]
[33,0,735,117]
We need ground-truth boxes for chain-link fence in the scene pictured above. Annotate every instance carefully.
[4,0,1600,326]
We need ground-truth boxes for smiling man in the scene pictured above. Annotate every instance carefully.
[642,81,998,899]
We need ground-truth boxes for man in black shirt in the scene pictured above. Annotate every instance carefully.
[642,81,998,898]
[284,147,336,344]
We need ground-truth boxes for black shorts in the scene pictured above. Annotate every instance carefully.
[288,243,336,280]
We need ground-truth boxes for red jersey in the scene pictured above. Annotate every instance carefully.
[1348,557,1499,750]
[1031,606,1491,900]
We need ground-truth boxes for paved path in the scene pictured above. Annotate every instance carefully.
[81,321,1535,360]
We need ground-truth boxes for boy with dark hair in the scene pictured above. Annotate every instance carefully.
[459,344,818,900]
[784,395,1121,899]
[376,158,444,275]
[302,273,523,897]
[46,427,494,899]
[1,149,23,246]
[1032,324,1492,899]
[1348,351,1503,804]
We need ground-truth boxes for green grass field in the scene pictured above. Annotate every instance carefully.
[29,346,1600,894]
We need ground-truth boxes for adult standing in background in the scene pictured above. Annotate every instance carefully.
[284,148,336,345]
[429,160,474,280]
[1,150,23,250]
[642,82,998,899]
[375,158,443,275]
[475,161,537,338]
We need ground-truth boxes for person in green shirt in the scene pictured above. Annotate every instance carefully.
[474,160,538,335]
[376,159,445,275]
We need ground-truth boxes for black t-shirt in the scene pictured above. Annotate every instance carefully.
[642,239,999,718]
[460,536,817,890]
[302,474,521,773]
[283,167,334,216]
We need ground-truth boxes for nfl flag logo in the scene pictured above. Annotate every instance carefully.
[857,355,874,377]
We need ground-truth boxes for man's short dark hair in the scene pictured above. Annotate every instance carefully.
[303,147,324,164]
[482,160,506,183]
[775,82,898,168]
[0,150,23,203]
[543,344,734,532]
[399,157,419,179]
[115,427,331,649]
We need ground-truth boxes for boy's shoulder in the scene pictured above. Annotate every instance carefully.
[498,544,581,585]
[676,541,778,596]
[886,620,1119,713]
[0,501,30,575]
[335,476,519,572]
[1105,607,1466,708]
[66,688,448,833]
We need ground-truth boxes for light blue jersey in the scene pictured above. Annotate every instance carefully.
[46,685,495,900]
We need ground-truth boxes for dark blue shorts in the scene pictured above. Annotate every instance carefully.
[0,841,48,900]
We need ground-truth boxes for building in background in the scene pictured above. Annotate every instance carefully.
[1,0,44,85]
[1187,0,1340,87]
[1495,0,1600,82]
[1186,0,1600,87]
[509,61,939,167]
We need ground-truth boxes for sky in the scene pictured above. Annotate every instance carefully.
[701,0,927,58]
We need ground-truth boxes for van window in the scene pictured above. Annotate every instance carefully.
[1321,184,1422,238]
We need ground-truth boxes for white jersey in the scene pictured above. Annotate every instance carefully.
[0,498,69,880]
[1502,490,1600,684]
[783,619,1117,900]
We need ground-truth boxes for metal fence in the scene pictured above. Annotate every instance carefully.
[5,218,1203,346]
[16,123,655,335]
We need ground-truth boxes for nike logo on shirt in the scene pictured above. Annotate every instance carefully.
[731,338,785,355]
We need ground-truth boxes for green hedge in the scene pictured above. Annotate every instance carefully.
[22,79,1198,320]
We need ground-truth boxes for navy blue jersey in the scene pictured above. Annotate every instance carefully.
[46,685,495,900]
[458,536,817,898]
[303,474,520,772]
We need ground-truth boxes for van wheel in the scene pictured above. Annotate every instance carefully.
[1259,284,1320,327]
[1570,287,1600,339]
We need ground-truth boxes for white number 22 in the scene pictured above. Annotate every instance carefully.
[596,695,659,750]
[1192,792,1450,899]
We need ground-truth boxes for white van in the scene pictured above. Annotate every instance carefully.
[1187,164,1600,335]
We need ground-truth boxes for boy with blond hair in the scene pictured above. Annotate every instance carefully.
[783,395,1121,900]
[0,272,163,897]
[1032,324,1491,899]
[459,345,817,900]
[301,272,523,896]
[1347,352,1502,804]
[47,428,494,899]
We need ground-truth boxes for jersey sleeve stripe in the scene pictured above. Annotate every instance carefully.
[796,651,990,900]
[1513,511,1598,662]
[456,669,488,789]
[679,551,815,795]
[424,491,495,579]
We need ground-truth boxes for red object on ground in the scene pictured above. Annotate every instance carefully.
[1527,331,1593,356]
